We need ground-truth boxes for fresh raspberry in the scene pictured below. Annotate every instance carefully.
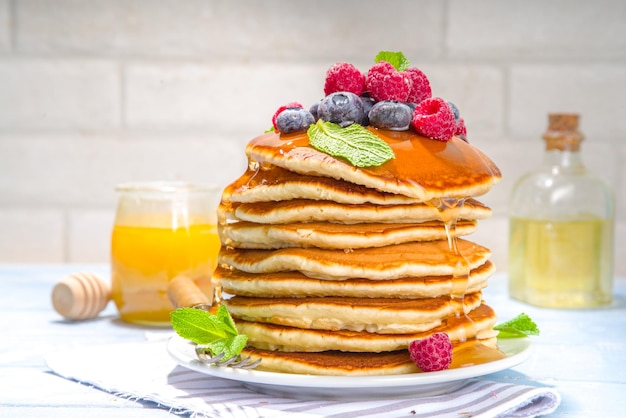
[408,332,453,372]
[324,62,366,96]
[272,102,303,131]
[455,117,468,142]
[366,61,412,102]
[405,67,432,104]
[411,97,456,141]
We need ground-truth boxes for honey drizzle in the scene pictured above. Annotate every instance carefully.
[451,340,506,368]
[429,197,476,343]
[211,275,223,307]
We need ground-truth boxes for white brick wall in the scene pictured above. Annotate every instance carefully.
[0,0,624,277]
[0,59,120,130]
[0,209,64,262]
[0,0,9,52]
[510,65,626,141]
[448,0,626,59]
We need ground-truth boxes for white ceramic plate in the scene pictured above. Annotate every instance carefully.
[166,335,533,400]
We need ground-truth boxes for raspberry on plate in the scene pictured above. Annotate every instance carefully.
[324,63,366,96]
[405,67,432,104]
[272,102,303,131]
[408,332,453,372]
[366,61,412,102]
[411,97,457,141]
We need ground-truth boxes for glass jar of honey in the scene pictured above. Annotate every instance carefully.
[110,182,221,326]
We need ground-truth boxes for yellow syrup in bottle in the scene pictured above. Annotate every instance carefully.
[509,216,613,308]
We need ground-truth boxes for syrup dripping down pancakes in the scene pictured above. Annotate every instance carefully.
[214,127,502,376]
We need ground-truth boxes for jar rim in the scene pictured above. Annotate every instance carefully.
[115,181,220,194]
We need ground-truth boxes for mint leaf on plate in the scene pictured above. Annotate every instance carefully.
[494,313,540,338]
[201,334,249,361]
[170,305,247,357]
[308,120,394,167]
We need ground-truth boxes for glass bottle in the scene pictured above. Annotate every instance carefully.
[110,182,222,326]
[508,113,614,308]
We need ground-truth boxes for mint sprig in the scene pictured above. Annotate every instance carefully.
[494,313,540,339]
[374,51,410,71]
[170,305,248,359]
[307,120,394,167]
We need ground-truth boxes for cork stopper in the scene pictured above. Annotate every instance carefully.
[52,272,111,320]
[542,113,584,151]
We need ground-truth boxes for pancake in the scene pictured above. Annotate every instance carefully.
[206,55,505,377]
[225,292,482,334]
[241,337,500,376]
[241,346,423,376]
[219,198,492,225]
[236,302,498,353]
[222,165,421,205]
[215,261,494,299]
[219,220,477,250]
[244,129,501,201]
[218,239,491,280]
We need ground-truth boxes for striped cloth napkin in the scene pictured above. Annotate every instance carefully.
[45,339,560,418]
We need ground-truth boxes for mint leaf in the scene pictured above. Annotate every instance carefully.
[494,313,540,338]
[215,304,238,336]
[201,334,249,360]
[307,120,394,167]
[374,51,410,71]
[170,307,228,344]
[170,306,247,358]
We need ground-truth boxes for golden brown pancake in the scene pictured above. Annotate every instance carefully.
[215,261,495,299]
[242,346,422,376]
[222,165,422,205]
[219,220,477,250]
[236,303,498,353]
[241,337,500,376]
[225,292,483,334]
[218,239,491,280]
[219,198,491,225]
[244,129,501,200]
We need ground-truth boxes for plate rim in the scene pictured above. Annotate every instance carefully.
[167,334,533,389]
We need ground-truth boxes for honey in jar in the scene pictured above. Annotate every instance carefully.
[111,182,221,326]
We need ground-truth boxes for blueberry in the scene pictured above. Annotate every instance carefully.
[447,101,460,122]
[368,101,412,131]
[317,92,367,127]
[276,108,315,133]
[360,96,375,125]
[309,100,321,121]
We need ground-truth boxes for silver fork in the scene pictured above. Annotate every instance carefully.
[168,275,261,370]
[195,345,261,369]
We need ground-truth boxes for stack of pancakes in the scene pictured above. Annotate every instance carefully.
[214,127,502,375]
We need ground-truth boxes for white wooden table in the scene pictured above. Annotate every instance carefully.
[1,264,625,417]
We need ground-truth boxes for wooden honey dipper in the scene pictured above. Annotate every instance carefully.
[51,272,111,321]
